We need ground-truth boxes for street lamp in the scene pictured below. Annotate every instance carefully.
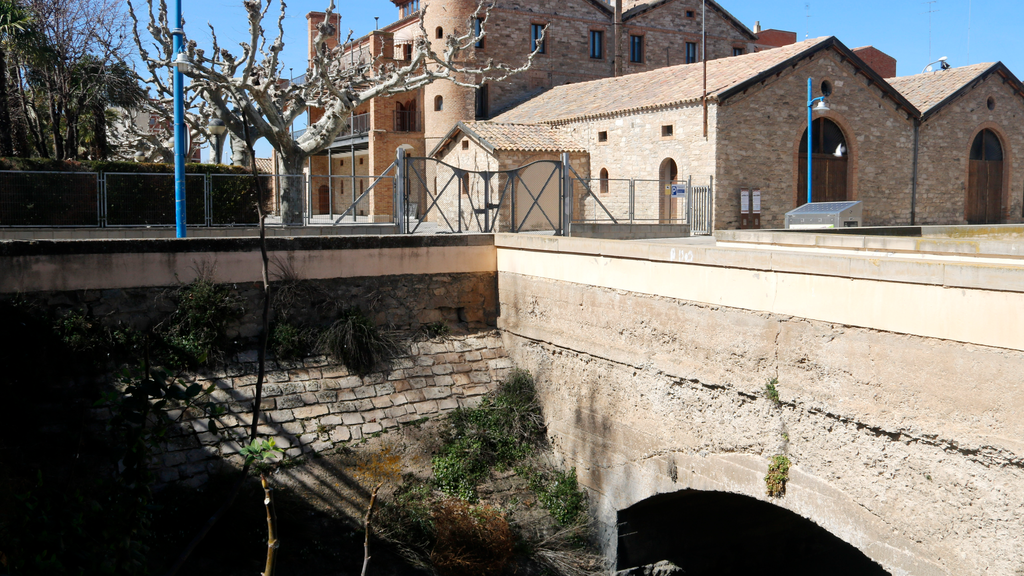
[207,118,226,164]
[922,56,949,73]
[170,16,187,238]
[806,77,830,205]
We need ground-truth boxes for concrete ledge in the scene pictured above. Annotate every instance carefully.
[571,223,690,240]
[0,224,398,241]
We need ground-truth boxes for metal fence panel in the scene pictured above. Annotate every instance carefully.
[208,173,277,226]
[573,177,630,223]
[104,172,206,227]
[0,171,100,227]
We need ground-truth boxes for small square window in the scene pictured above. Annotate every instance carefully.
[462,139,469,150]
[661,125,673,137]
[685,9,695,18]
[598,131,608,142]
[733,47,744,56]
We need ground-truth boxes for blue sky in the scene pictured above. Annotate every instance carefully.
[180,0,1023,159]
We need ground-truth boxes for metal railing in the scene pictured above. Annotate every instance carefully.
[569,175,714,234]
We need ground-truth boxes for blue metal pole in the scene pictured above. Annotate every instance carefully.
[802,75,811,202]
[172,2,186,238]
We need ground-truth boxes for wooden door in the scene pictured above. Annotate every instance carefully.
[659,159,678,223]
[317,185,330,214]
[798,118,849,205]
[966,129,1003,224]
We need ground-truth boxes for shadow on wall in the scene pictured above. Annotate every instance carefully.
[616,489,890,576]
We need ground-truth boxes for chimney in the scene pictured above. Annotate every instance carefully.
[754,20,761,34]
[614,0,623,76]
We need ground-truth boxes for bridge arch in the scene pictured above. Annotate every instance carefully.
[616,489,889,575]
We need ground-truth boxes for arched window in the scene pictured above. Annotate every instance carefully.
[434,95,444,111]
[436,26,444,39]
[599,168,609,194]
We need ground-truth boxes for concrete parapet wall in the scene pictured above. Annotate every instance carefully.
[495,233,1024,576]
[149,333,510,486]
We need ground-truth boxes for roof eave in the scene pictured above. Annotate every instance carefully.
[919,63,1024,122]
[622,0,756,41]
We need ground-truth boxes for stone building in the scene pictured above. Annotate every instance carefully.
[300,0,779,222]
[487,36,1024,229]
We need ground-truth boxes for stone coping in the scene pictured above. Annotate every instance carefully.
[0,233,494,257]
[494,233,1024,294]
[716,227,1024,259]
[0,224,397,241]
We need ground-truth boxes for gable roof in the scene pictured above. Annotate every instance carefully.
[429,121,586,158]
[623,0,756,41]
[494,37,917,125]
[888,62,1024,121]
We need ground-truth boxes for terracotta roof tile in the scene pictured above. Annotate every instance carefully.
[461,121,586,153]
[494,37,834,124]
[887,63,996,115]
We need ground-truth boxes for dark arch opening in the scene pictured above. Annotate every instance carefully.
[617,490,890,576]
[798,117,849,204]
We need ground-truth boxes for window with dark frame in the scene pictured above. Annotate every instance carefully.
[531,24,546,54]
[733,47,744,56]
[599,168,609,194]
[435,26,443,39]
[462,139,469,150]
[686,42,698,64]
[630,35,643,63]
[661,125,673,137]
[685,9,695,18]
[475,84,489,119]
[590,30,603,59]
[598,130,608,142]
[474,17,484,49]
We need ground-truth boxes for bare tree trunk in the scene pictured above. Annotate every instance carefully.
[278,153,305,225]
[16,66,47,158]
[261,474,279,576]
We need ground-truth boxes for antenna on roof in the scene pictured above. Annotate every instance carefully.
[923,0,939,61]
[804,2,810,39]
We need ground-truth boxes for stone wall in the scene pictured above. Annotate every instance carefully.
[561,103,716,223]
[497,269,1024,576]
[715,50,916,229]
[152,332,511,486]
[915,72,1024,225]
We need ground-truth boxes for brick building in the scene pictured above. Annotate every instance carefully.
[301,0,774,221]
[482,36,1024,229]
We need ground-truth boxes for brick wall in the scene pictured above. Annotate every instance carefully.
[153,332,511,486]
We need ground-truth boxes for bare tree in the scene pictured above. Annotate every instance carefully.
[129,0,541,224]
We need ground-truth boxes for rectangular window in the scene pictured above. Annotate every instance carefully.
[733,47,744,56]
[475,84,489,119]
[590,30,603,59]
[474,17,484,49]
[598,130,608,142]
[686,42,698,64]
[661,125,673,137]
[630,35,643,63]
[531,24,546,54]
[685,9,695,18]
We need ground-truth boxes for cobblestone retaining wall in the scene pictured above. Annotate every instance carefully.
[152,332,510,486]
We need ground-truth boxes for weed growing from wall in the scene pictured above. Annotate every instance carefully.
[318,308,402,376]
[764,377,781,407]
[269,322,318,361]
[765,455,792,497]
[423,321,451,339]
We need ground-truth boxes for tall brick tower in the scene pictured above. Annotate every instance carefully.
[422,0,479,153]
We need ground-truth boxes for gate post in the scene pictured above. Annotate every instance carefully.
[560,152,571,236]
[395,147,407,234]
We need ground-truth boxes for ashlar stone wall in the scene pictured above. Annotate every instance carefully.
[153,332,511,486]
[915,72,1024,224]
[715,50,916,229]
[560,103,716,223]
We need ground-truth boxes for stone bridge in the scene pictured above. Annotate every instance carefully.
[3,230,1022,575]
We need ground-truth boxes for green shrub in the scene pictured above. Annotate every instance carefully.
[423,321,451,339]
[530,468,588,527]
[160,278,240,367]
[764,377,781,406]
[765,454,791,497]
[318,308,402,376]
[270,322,317,361]
[432,370,544,500]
